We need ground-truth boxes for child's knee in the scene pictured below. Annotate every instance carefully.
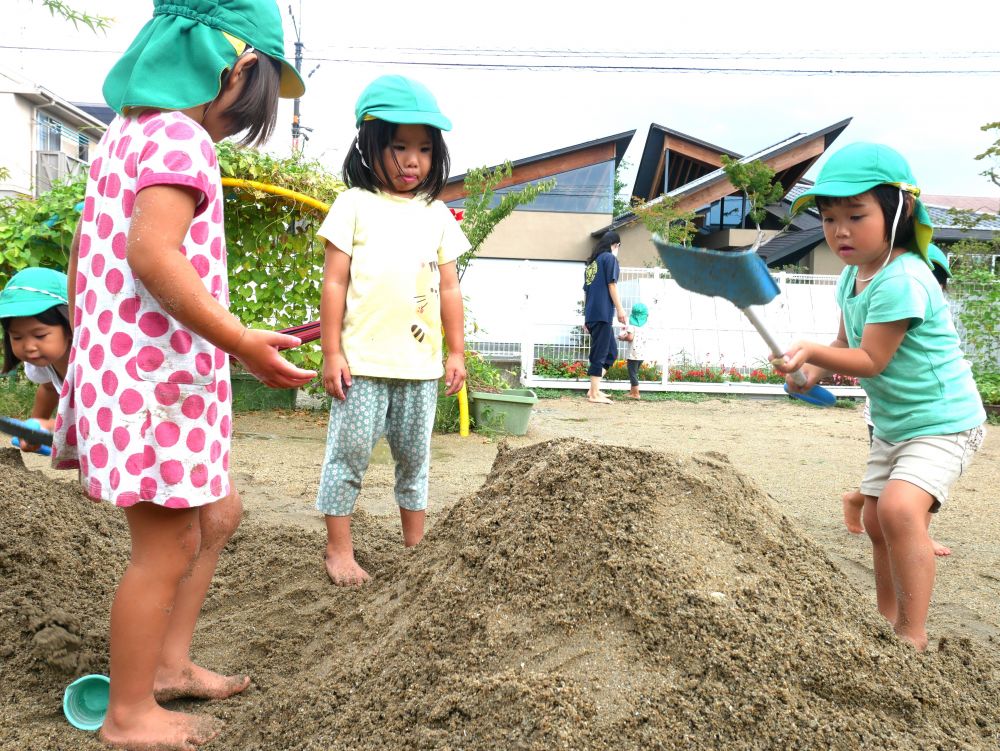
[200,488,243,550]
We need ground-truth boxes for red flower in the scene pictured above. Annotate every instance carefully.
[449,209,464,222]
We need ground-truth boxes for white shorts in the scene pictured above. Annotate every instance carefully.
[860,424,986,512]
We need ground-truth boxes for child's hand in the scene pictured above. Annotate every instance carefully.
[444,352,466,396]
[323,353,352,400]
[234,329,317,389]
[769,341,811,374]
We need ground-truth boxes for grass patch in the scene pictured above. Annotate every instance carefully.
[533,388,719,403]
[0,371,36,418]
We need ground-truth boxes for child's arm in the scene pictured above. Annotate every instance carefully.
[127,186,315,389]
[67,220,81,323]
[320,242,352,400]
[778,315,908,384]
[439,260,466,396]
[15,382,59,453]
[608,282,627,324]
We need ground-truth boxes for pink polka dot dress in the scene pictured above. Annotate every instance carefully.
[51,111,233,508]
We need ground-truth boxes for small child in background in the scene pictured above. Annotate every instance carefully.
[316,74,468,586]
[0,268,71,452]
[777,143,985,651]
[617,301,650,400]
[841,243,955,559]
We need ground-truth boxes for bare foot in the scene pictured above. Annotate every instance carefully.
[587,392,612,404]
[154,662,250,702]
[894,627,928,652]
[931,539,952,557]
[841,491,865,534]
[324,551,371,586]
[100,704,221,750]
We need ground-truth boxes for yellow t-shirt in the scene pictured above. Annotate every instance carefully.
[317,188,469,379]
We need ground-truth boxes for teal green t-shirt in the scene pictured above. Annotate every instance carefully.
[836,252,985,442]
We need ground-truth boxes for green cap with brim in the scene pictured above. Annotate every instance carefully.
[0,268,68,319]
[926,243,952,278]
[355,75,452,131]
[628,302,648,327]
[790,142,933,257]
[103,0,304,116]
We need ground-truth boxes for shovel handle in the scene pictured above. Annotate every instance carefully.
[1,417,53,455]
[740,307,836,408]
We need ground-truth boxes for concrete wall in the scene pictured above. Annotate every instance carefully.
[476,210,611,262]
[809,241,847,276]
[0,93,35,197]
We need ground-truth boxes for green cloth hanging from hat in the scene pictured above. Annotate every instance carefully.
[103,0,304,115]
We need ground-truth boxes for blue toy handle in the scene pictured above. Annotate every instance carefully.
[784,382,837,408]
[10,418,52,456]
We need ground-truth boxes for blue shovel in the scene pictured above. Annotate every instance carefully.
[653,238,836,407]
[0,416,54,455]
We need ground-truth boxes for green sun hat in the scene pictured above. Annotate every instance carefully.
[790,142,933,257]
[355,75,452,131]
[926,243,952,278]
[629,302,648,327]
[103,0,304,116]
[0,268,68,319]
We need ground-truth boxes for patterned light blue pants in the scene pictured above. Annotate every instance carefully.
[316,376,438,516]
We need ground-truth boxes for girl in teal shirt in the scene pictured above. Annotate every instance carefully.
[776,142,986,652]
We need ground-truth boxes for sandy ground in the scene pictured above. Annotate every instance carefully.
[4,394,998,750]
[228,395,1000,642]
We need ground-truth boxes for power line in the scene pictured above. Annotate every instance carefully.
[3,44,999,75]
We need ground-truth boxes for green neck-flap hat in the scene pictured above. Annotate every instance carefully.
[629,302,649,327]
[0,268,68,319]
[926,243,952,278]
[790,142,933,257]
[355,75,452,131]
[103,0,305,116]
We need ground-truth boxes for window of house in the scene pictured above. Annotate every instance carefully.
[448,160,615,215]
[37,114,62,151]
[703,195,748,229]
[77,135,89,162]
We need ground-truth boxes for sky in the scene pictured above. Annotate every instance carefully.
[5,0,1000,200]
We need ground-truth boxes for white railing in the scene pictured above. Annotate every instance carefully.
[463,259,865,396]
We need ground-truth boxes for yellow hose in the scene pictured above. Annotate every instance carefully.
[221,177,330,213]
[458,383,470,437]
[221,176,471,437]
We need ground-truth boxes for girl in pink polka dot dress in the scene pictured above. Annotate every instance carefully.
[50,2,314,749]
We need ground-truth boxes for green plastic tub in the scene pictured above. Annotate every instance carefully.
[469,388,537,435]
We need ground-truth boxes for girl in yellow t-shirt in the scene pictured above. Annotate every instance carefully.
[316,75,469,586]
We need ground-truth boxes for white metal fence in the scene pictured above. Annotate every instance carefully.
[459,258,991,396]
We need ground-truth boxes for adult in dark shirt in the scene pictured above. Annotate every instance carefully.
[583,230,627,404]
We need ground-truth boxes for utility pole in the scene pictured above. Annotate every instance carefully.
[289,3,303,153]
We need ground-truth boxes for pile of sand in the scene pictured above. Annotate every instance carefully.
[1,440,998,750]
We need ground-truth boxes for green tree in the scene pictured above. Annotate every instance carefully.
[630,194,698,247]
[454,161,555,280]
[720,155,785,249]
[0,172,85,280]
[31,0,111,31]
[216,141,345,376]
[975,121,1000,190]
[613,158,632,217]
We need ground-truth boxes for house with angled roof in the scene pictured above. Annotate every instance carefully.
[441,130,636,263]
[0,68,108,199]
[597,119,853,271]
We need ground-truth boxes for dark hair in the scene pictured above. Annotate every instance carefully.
[1,304,72,374]
[220,50,282,147]
[931,266,949,289]
[342,119,450,202]
[816,185,916,251]
[587,230,621,264]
